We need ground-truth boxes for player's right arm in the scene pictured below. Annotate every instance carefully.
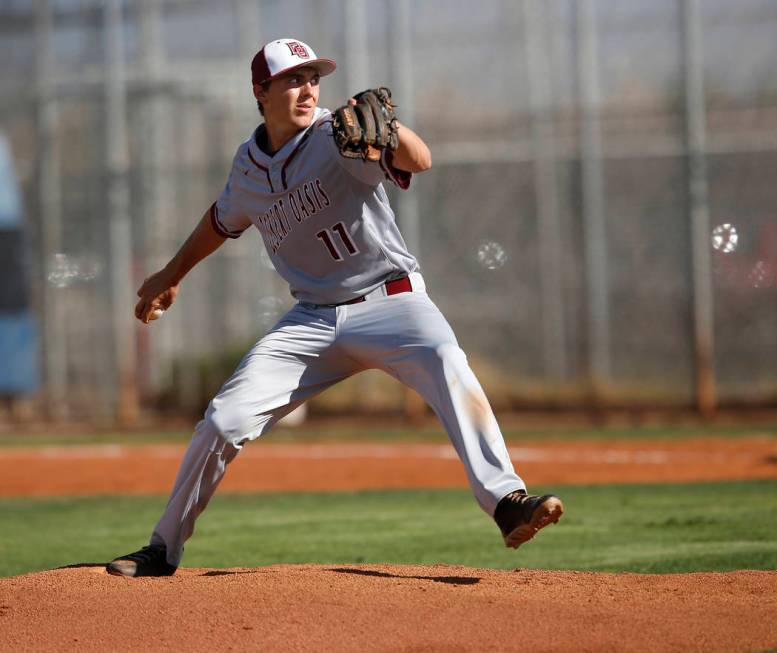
[136,142,253,324]
[134,208,226,324]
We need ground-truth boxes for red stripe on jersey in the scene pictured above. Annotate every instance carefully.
[247,144,276,193]
[281,131,312,191]
[209,202,244,239]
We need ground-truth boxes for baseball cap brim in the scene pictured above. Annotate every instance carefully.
[258,58,337,85]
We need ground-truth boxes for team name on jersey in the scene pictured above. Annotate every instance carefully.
[256,179,331,254]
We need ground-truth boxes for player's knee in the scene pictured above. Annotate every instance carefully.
[431,343,483,395]
[204,402,254,447]
[407,342,465,374]
[435,342,465,362]
[429,342,467,371]
[408,342,468,385]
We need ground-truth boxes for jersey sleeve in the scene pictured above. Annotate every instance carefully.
[210,145,252,239]
[318,117,412,190]
[378,149,412,190]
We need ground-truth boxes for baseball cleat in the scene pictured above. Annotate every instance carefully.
[493,491,564,549]
[106,545,177,577]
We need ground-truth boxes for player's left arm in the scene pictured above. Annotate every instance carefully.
[391,121,432,173]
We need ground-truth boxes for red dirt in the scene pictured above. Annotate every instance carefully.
[0,436,776,496]
[2,435,776,651]
[1,565,775,652]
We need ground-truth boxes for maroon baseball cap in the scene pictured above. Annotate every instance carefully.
[251,38,336,85]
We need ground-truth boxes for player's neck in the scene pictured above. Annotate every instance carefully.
[263,121,303,155]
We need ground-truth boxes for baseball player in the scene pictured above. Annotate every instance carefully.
[107,38,563,577]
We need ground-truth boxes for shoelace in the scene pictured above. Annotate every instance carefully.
[503,491,532,510]
[495,491,537,529]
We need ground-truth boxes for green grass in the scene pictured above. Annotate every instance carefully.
[1,422,776,447]
[1,480,776,578]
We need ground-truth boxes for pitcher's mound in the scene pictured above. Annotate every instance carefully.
[1,564,775,652]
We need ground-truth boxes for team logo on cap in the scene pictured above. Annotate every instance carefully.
[286,41,310,59]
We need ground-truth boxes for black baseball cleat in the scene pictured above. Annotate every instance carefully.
[494,491,564,549]
[106,545,177,577]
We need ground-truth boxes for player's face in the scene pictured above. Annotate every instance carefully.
[255,67,321,131]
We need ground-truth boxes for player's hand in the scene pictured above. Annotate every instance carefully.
[135,270,180,324]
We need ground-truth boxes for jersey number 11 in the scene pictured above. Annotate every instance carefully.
[316,221,359,261]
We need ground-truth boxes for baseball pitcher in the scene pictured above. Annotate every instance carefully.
[107,38,563,577]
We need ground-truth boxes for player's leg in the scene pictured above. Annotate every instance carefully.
[341,292,562,547]
[107,303,362,576]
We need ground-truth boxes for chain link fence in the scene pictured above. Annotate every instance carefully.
[1,0,776,421]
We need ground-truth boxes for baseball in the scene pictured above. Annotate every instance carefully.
[148,308,165,321]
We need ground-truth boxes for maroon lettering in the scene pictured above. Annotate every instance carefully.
[278,199,294,230]
[316,221,359,261]
[287,194,303,222]
[333,222,358,255]
[315,179,331,207]
[316,229,343,261]
[262,213,282,246]
[271,212,287,240]
[306,182,324,211]
[302,185,317,214]
[259,216,279,251]
[273,205,290,237]
[296,188,311,219]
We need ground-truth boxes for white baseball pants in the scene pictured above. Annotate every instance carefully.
[151,282,526,566]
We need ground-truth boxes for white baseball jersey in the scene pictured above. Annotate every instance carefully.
[147,105,527,569]
[210,107,419,305]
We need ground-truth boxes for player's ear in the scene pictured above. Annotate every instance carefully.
[253,83,266,103]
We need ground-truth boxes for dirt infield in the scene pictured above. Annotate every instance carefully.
[2,435,776,651]
[1,565,775,652]
[0,436,776,496]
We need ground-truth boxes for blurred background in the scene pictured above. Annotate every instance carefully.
[1,0,776,424]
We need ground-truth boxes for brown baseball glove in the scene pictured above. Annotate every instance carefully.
[332,87,400,162]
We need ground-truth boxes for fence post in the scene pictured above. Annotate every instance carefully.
[683,0,716,416]
[345,0,369,92]
[392,0,426,420]
[392,0,421,258]
[578,0,611,399]
[34,0,67,419]
[525,0,567,382]
[104,0,138,424]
